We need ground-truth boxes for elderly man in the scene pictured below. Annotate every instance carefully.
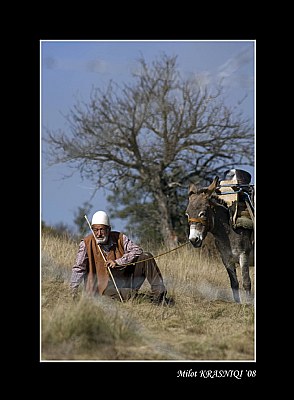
[70,210,172,305]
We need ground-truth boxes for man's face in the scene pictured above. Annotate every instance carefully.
[92,224,110,244]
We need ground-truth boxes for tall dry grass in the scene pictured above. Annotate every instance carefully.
[41,232,255,361]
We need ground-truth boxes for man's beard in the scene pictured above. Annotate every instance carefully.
[96,235,109,244]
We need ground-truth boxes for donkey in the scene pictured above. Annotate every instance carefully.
[185,176,254,303]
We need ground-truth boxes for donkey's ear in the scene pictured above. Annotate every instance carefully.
[188,183,197,196]
[206,176,219,197]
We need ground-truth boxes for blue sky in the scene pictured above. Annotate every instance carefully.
[41,40,255,233]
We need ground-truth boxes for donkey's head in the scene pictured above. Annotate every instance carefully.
[186,176,219,248]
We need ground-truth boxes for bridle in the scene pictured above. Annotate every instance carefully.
[187,208,215,232]
[188,217,208,225]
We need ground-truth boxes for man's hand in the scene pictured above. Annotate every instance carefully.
[106,260,117,269]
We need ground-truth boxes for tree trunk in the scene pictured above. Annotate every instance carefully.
[154,192,178,248]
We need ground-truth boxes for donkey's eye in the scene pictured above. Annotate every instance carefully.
[199,211,206,217]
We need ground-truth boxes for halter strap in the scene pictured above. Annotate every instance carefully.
[188,217,207,225]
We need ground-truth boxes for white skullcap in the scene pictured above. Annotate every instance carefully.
[91,211,110,226]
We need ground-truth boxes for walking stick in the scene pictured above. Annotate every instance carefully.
[84,215,124,303]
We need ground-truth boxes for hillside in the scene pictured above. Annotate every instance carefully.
[41,232,255,361]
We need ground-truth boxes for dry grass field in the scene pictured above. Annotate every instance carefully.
[41,232,255,361]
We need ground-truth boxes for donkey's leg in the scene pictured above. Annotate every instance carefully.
[226,264,240,303]
[240,252,252,302]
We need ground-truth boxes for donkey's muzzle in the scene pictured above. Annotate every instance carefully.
[189,237,202,248]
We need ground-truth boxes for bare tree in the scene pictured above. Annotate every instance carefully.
[44,54,254,248]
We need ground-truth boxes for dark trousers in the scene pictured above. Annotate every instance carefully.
[103,252,166,301]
